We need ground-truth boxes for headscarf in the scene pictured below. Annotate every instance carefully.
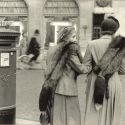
[101,16,120,35]
[57,26,76,43]
[45,26,76,79]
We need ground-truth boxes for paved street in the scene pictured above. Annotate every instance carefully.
[16,69,125,125]
[16,69,45,122]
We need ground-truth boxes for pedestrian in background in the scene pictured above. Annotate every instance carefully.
[27,29,41,63]
[83,16,125,125]
[39,26,83,125]
[19,32,28,56]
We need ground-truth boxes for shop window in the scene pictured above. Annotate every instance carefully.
[93,26,101,40]
[45,22,55,47]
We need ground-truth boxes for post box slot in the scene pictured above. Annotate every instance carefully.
[0,43,11,47]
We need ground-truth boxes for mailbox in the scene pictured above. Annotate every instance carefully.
[0,28,20,124]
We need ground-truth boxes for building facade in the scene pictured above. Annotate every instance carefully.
[0,0,125,50]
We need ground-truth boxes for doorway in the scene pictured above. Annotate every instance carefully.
[92,14,104,40]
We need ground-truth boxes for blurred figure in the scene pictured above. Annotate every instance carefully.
[33,29,41,46]
[27,29,41,63]
[19,32,28,56]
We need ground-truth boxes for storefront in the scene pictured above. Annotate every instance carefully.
[0,0,125,49]
[0,0,28,40]
[42,0,79,47]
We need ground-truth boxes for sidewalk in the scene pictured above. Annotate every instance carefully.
[16,119,40,125]
[16,70,44,121]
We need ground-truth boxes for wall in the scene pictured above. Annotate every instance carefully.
[79,0,94,50]
[25,0,42,43]
[113,0,125,36]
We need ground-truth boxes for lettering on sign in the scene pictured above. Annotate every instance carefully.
[0,21,13,26]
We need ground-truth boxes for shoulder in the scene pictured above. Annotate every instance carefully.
[68,42,79,51]
[88,39,101,46]
[87,38,106,49]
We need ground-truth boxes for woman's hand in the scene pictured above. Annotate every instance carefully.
[41,111,46,116]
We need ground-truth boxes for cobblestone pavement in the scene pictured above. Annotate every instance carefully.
[16,70,125,125]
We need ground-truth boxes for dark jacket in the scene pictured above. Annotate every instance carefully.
[27,37,40,56]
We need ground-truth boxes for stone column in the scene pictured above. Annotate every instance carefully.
[27,0,42,43]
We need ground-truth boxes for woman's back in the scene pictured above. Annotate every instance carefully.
[89,35,112,65]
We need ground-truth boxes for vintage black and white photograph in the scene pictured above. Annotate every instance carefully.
[0,0,125,125]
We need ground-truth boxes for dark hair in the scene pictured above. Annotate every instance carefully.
[107,16,119,28]
[101,16,120,35]
[34,29,39,34]
[57,26,75,43]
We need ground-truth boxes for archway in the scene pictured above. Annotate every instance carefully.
[0,0,28,58]
[0,0,28,38]
[43,0,79,47]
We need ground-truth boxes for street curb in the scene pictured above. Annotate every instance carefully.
[16,119,40,125]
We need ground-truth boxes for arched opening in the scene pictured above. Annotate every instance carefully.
[0,0,28,40]
[43,0,79,48]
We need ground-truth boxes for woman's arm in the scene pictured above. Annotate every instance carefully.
[67,44,93,74]
[119,57,125,75]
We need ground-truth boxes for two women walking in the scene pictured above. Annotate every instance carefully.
[39,16,125,125]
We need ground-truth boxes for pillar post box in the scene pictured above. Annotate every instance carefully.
[0,28,20,124]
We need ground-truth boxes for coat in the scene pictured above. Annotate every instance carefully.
[27,37,40,56]
[45,42,83,96]
[82,35,125,125]
[39,42,83,124]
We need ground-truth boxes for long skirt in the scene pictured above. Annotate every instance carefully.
[52,93,81,125]
[84,72,122,125]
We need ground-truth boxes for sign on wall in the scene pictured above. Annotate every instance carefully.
[95,0,112,7]
[0,21,13,26]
